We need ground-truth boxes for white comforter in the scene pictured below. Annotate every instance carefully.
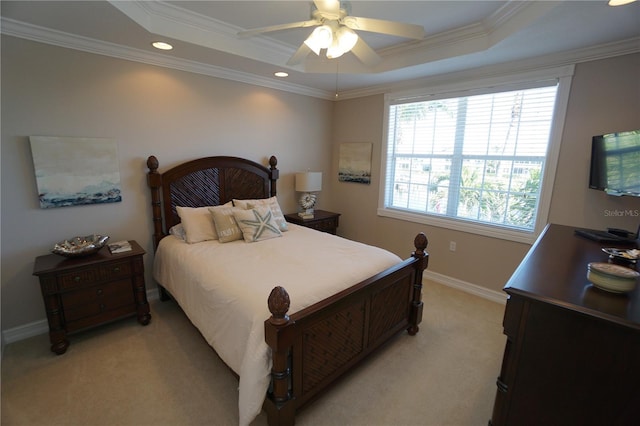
[153,224,402,426]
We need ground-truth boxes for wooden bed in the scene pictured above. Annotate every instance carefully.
[146,154,429,426]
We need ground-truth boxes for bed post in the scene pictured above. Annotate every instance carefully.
[264,286,295,426]
[146,156,172,302]
[408,232,429,335]
[146,156,164,250]
[269,156,278,197]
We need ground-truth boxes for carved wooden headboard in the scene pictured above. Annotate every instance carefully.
[146,155,279,249]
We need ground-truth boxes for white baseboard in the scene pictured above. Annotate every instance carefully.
[2,288,160,345]
[423,270,507,305]
[2,319,50,345]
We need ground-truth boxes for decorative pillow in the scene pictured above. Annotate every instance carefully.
[232,206,282,243]
[233,196,288,232]
[176,206,218,244]
[208,205,243,243]
[168,223,186,241]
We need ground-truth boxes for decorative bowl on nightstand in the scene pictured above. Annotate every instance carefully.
[51,234,109,258]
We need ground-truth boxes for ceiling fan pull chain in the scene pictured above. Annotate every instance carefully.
[335,60,340,99]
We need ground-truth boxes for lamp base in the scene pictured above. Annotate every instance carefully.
[298,209,315,219]
[298,192,317,218]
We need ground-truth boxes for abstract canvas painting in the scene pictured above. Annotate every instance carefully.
[29,136,122,208]
[338,142,372,184]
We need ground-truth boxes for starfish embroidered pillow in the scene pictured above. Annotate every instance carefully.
[233,197,288,232]
[232,206,282,243]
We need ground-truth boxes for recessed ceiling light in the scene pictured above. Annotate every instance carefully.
[152,41,173,51]
[274,72,289,78]
[608,0,637,5]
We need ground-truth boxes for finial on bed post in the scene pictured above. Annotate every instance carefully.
[268,286,290,325]
[146,156,164,250]
[265,285,295,426]
[147,155,159,173]
[408,232,429,335]
[269,156,278,198]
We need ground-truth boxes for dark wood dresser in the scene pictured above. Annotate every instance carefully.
[284,210,340,234]
[33,240,151,354]
[490,224,639,426]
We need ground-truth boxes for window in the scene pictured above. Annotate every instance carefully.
[380,68,573,243]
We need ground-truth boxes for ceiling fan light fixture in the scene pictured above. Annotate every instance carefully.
[326,39,345,59]
[326,26,358,59]
[304,25,333,55]
[336,26,358,53]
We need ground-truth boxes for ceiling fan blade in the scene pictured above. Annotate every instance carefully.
[344,16,425,40]
[238,20,319,38]
[287,43,312,66]
[350,38,381,67]
[313,0,340,16]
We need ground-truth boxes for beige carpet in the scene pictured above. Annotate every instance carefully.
[1,281,506,426]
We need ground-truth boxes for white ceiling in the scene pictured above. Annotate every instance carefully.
[2,1,639,99]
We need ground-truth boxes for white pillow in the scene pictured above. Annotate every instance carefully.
[208,205,244,243]
[176,201,231,244]
[232,206,282,243]
[233,196,288,232]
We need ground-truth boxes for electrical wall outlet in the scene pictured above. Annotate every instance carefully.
[449,241,456,252]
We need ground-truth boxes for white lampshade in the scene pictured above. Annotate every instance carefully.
[337,26,358,52]
[327,25,355,59]
[295,172,322,192]
[304,25,333,55]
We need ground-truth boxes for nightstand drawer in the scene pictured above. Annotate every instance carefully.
[66,304,137,333]
[62,279,135,321]
[59,268,100,291]
[61,279,134,309]
[308,216,339,233]
[58,260,131,291]
[284,210,341,235]
[101,260,131,281]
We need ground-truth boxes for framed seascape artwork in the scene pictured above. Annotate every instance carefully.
[338,142,372,184]
[29,136,122,209]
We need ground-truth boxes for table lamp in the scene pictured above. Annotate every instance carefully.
[295,172,322,218]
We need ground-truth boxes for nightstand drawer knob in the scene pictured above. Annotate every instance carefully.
[74,276,81,282]
[112,267,120,272]
[96,288,104,296]
[100,303,106,311]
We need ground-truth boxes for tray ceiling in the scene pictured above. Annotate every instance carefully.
[1,1,639,99]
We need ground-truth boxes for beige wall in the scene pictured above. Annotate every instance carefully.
[1,36,332,330]
[550,53,640,227]
[329,53,640,292]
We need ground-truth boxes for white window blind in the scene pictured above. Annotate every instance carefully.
[381,77,567,240]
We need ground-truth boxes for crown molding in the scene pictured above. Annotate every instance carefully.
[108,1,297,65]
[2,16,638,102]
[377,0,558,71]
[0,17,334,100]
[338,36,640,100]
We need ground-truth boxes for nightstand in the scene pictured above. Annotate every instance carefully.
[284,210,341,235]
[33,240,151,355]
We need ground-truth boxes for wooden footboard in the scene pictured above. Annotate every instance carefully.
[264,233,429,426]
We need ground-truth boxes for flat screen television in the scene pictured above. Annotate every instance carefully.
[589,129,640,197]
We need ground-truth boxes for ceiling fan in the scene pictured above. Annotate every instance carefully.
[237,0,426,67]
